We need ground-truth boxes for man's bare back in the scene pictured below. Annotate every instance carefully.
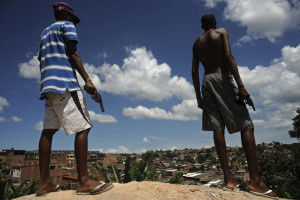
[193,28,232,75]
[192,26,253,109]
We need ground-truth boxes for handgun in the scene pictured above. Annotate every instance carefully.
[236,93,256,111]
[91,92,105,112]
[247,98,256,111]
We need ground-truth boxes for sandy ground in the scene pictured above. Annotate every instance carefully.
[15,181,283,200]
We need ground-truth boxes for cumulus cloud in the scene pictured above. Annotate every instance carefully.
[97,51,108,59]
[18,56,40,79]
[239,44,300,106]
[89,148,104,152]
[107,145,130,154]
[77,47,200,121]
[88,111,118,123]
[98,47,194,101]
[200,0,300,44]
[34,121,43,131]
[123,99,202,121]
[0,96,9,113]
[238,44,300,128]
[143,137,150,143]
[12,116,22,122]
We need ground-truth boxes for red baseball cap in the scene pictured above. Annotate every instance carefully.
[53,2,80,25]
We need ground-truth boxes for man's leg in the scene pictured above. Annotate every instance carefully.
[75,128,112,192]
[75,128,90,186]
[36,129,58,196]
[214,129,237,189]
[241,128,276,196]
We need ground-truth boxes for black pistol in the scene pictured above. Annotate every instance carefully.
[91,92,105,112]
[235,93,256,111]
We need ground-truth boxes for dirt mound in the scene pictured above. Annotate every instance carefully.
[15,181,282,200]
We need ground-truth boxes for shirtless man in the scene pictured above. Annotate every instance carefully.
[192,13,276,197]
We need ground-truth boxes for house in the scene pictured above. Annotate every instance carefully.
[165,169,178,176]
[183,172,202,182]
[11,168,21,183]
[1,148,26,169]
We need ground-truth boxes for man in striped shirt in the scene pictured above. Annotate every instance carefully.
[36,2,113,196]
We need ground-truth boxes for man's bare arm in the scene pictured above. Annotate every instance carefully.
[221,29,255,109]
[66,41,96,95]
[192,41,203,109]
[221,29,244,88]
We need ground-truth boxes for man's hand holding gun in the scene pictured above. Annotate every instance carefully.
[84,79,105,112]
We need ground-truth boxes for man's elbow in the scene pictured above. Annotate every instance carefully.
[192,65,199,75]
[224,54,235,62]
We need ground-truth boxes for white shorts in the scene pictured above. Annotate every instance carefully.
[43,90,92,135]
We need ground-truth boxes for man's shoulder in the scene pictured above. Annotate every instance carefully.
[215,28,228,35]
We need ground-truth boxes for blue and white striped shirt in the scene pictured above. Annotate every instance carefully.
[38,20,80,98]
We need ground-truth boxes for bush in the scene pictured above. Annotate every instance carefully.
[258,144,299,199]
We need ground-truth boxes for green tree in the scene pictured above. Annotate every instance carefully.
[111,163,120,183]
[289,108,300,140]
[93,163,110,182]
[0,173,39,200]
[258,144,299,199]
[128,152,158,182]
[144,164,158,181]
[123,155,132,183]
[168,173,183,184]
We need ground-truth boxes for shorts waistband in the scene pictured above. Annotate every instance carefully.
[203,73,233,78]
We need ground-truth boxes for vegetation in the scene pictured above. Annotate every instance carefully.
[168,173,183,184]
[257,142,299,199]
[0,173,38,200]
[289,108,300,140]
[91,151,158,183]
[129,151,158,182]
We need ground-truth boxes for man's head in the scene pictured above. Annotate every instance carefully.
[53,2,80,25]
[201,13,216,31]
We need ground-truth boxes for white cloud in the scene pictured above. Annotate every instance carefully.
[12,116,22,122]
[98,47,194,101]
[0,96,9,113]
[238,44,300,128]
[18,56,40,79]
[123,99,202,121]
[239,45,300,106]
[143,137,150,143]
[200,0,300,44]
[89,148,104,152]
[88,111,118,123]
[0,117,6,122]
[98,51,108,59]
[196,0,222,7]
[106,145,130,154]
[170,146,178,151]
[106,148,117,153]
[34,121,43,131]
[78,47,200,122]
[282,45,300,76]
[135,148,147,154]
[253,119,265,127]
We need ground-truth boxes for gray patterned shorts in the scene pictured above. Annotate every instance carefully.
[202,73,254,134]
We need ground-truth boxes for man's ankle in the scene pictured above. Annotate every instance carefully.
[39,179,52,187]
[78,176,89,186]
[224,175,235,184]
[249,176,261,186]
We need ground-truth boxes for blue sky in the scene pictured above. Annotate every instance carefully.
[0,0,299,153]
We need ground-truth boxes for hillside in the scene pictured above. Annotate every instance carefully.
[15,181,283,200]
